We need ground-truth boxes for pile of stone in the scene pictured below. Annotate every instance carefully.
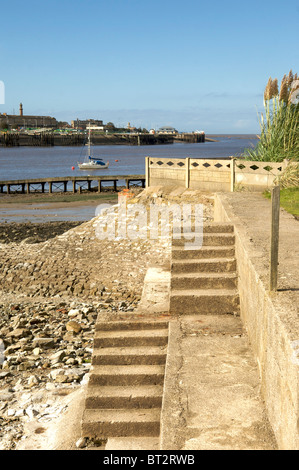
[0,297,135,450]
[0,186,214,449]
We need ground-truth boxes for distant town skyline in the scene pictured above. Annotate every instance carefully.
[0,0,298,133]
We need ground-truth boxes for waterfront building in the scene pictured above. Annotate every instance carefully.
[158,126,178,134]
[71,119,104,130]
[0,103,57,129]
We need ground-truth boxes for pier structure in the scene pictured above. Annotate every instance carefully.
[0,175,146,195]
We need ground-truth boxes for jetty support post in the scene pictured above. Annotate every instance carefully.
[270,185,280,291]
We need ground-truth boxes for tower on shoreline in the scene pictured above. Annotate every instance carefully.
[19,103,23,116]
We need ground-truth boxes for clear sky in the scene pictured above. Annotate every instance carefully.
[0,0,298,133]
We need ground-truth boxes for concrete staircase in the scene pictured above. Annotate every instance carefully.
[81,319,169,449]
[170,223,240,315]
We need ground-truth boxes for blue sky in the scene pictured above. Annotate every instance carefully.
[0,0,298,133]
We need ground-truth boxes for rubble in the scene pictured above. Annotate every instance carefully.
[0,187,214,449]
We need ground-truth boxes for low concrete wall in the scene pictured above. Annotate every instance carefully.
[214,193,299,450]
[146,157,288,192]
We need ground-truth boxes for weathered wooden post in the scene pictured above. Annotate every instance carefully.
[185,157,190,189]
[270,185,280,291]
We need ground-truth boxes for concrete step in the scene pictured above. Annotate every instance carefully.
[171,272,238,290]
[93,328,169,348]
[172,245,235,260]
[105,436,160,450]
[85,385,163,409]
[172,223,234,234]
[95,321,169,332]
[172,233,235,247]
[82,408,161,438]
[172,258,236,274]
[92,346,167,365]
[169,289,240,315]
[89,364,165,386]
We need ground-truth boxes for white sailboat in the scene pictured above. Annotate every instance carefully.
[78,125,109,170]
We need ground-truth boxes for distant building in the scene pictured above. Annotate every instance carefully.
[71,119,103,130]
[158,126,178,134]
[0,103,57,129]
[127,122,137,132]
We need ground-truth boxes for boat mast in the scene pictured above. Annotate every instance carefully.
[88,120,91,158]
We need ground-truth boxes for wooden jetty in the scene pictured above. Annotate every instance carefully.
[0,175,146,195]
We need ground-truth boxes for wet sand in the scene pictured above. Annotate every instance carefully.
[0,191,119,224]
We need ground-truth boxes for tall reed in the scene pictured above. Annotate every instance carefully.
[244,70,299,162]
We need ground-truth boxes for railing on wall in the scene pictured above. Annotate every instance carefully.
[145,156,288,192]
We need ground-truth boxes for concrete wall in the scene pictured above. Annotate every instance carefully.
[234,160,288,191]
[214,193,299,450]
[146,157,288,192]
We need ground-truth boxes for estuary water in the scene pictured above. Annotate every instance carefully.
[0,135,258,223]
[0,135,258,181]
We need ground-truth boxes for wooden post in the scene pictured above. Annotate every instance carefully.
[49,182,53,194]
[72,181,76,194]
[270,185,280,291]
[98,180,102,193]
[113,180,117,192]
[185,157,190,189]
[63,181,68,193]
[26,183,30,194]
[230,157,236,192]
